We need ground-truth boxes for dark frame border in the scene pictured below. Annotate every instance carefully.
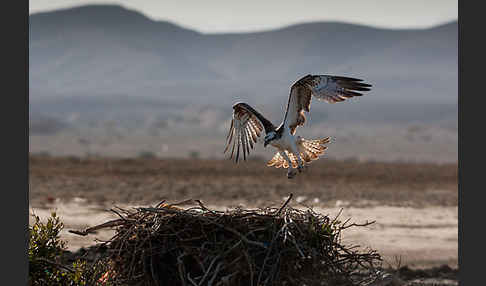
[4,0,29,284]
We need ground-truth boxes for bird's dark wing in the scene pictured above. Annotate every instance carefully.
[224,102,275,163]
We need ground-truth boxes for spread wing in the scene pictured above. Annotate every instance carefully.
[267,137,330,169]
[224,102,275,163]
[283,74,372,134]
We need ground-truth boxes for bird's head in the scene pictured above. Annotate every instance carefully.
[264,131,277,147]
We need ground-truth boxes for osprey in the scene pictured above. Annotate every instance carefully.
[224,74,372,179]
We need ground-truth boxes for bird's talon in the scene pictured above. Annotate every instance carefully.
[287,169,297,179]
[297,164,306,173]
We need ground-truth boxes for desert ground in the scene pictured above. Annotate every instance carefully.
[29,155,458,283]
[28,155,457,262]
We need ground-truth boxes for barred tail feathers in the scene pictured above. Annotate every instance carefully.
[266,136,331,169]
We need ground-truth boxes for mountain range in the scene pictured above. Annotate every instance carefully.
[29,4,457,132]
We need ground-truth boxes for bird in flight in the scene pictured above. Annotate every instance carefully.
[224,74,372,179]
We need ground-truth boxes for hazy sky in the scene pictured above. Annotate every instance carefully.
[29,0,458,33]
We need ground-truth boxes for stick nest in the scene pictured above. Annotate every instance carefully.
[75,195,383,285]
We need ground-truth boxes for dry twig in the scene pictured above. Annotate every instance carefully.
[70,196,382,285]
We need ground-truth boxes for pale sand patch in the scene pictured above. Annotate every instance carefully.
[313,206,458,268]
[29,201,457,268]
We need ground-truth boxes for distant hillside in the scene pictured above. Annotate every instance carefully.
[29,4,457,127]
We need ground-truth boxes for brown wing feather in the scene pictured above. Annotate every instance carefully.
[266,137,331,169]
[287,84,312,134]
[224,103,274,163]
[283,74,371,134]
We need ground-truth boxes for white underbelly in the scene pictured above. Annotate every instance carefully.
[270,133,295,151]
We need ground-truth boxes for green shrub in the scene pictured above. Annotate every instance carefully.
[28,212,108,285]
[137,150,157,159]
[188,150,200,159]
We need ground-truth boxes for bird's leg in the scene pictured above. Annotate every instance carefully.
[280,151,297,179]
[290,140,305,173]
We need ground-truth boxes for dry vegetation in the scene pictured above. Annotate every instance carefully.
[77,199,382,285]
[29,155,457,208]
[29,155,458,285]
